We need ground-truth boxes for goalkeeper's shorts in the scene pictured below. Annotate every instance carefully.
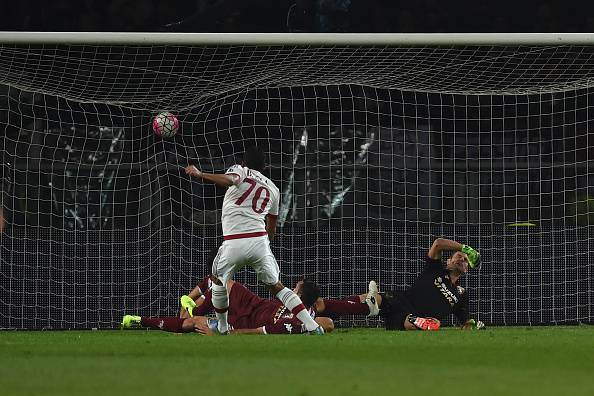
[380,291,413,331]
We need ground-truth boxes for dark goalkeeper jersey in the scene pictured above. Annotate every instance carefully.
[399,256,469,323]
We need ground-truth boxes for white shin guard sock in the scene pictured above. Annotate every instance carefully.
[211,283,229,332]
[275,287,319,332]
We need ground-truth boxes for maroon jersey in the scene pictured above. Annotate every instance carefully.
[231,284,314,334]
[195,280,310,334]
[255,303,309,335]
[225,282,269,329]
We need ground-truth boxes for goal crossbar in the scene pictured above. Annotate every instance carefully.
[2,32,594,46]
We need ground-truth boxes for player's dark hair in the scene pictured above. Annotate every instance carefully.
[242,146,266,172]
[299,280,321,308]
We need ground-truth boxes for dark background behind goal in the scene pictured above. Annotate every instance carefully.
[0,1,592,34]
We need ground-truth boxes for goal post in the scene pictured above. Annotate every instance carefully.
[0,33,592,329]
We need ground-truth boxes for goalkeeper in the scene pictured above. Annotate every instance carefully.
[379,238,484,331]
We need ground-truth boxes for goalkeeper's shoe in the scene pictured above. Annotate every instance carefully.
[121,315,142,329]
[365,280,380,317]
[180,295,196,317]
[461,245,481,269]
[408,315,441,331]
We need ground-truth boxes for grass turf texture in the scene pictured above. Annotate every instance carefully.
[2,327,593,396]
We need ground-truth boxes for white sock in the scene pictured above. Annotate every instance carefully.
[276,287,319,332]
[211,283,229,333]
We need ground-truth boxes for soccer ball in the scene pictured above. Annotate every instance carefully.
[152,112,179,138]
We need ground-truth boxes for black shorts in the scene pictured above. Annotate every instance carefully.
[380,291,413,331]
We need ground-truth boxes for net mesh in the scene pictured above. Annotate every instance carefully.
[0,41,592,329]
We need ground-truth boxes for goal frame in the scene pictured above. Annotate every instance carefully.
[1,32,594,46]
[1,31,593,329]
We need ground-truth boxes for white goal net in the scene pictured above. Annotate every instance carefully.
[0,33,592,329]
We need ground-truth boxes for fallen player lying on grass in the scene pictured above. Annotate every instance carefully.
[123,236,486,333]
[122,278,334,335]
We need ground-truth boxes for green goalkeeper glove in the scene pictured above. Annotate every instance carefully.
[461,244,480,268]
[463,319,486,330]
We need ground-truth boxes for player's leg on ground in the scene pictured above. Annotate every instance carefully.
[380,291,418,331]
[364,290,382,306]
[121,314,194,333]
[142,316,186,332]
[317,282,382,317]
[268,282,323,333]
[320,298,370,316]
[347,292,383,306]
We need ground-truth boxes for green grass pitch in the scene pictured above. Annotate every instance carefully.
[2,326,593,396]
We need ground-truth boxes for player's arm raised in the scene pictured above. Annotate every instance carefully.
[428,238,463,259]
[185,165,239,188]
[428,238,480,268]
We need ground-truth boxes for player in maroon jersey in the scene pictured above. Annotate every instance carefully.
[122,246,380,334]
[122,278,334,335]
[192,279,334,335]
[187,278,386,334]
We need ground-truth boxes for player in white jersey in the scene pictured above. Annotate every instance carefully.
[184,146,324,335]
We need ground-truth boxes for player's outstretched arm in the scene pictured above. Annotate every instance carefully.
[185,165,238,188]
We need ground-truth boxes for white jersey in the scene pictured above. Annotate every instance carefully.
[221,165,280,237]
